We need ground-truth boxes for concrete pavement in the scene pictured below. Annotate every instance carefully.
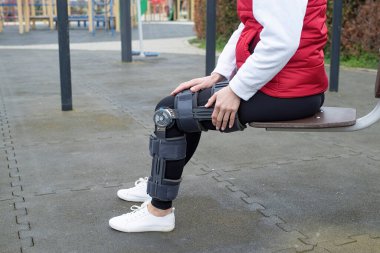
[0,23,380,253]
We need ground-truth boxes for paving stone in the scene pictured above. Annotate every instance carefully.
[312,235,380,253]
[222,155,380,245]
[1,27,379,253]
[0,200,21,253]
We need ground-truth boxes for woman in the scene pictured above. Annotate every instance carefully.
[109,0,328,232]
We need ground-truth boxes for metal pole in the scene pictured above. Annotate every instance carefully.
[136,0,144,56]
[120,0,132,62]
[329,0,343,92]
[56,0,73,111]
[205,0,216,76]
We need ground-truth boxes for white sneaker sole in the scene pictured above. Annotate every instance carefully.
[117,192,151,202]
[109,222,175,233]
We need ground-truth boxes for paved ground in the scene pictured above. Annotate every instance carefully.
[0,23,380,253]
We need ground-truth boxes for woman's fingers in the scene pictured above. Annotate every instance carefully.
[221,111,230,131]
[171,78,201,95]
[210,89,241,130]
[229,111,236,129]
[190,83,204,92]
[171,75,219,96]
[205,94,216,108]
[213,106,235,131]
[211,107,219,127]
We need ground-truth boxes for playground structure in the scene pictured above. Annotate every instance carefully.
[0,0,194,34]
[0,0,119,34]
[141,0,194,22]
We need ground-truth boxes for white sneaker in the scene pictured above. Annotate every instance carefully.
[117,177,152,202]
[109,202,175,232]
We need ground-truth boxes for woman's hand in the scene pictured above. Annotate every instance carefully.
[171,73,224,96]
[205,86,241,131]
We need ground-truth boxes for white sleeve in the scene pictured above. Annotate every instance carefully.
[212,23,245,80]
[229,0,308,101]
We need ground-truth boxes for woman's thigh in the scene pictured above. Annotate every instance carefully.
[238,91,324,124]
[156,88,324,129]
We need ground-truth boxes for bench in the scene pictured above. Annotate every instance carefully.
[249,62,380,132]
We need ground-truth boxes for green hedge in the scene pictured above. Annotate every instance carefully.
[193,0,239,41]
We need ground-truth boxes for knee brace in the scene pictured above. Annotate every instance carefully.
[174,81,246,133]
[153,81,246,133]
[146,134,186,201]
[148,82,246,201]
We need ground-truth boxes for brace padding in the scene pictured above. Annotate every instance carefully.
[149,134,186,160]
[147,134,186,201]
[147,176,182,202]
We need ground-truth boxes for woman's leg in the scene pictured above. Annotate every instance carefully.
[150,95,202,210]
[150,89,324,210]
[109,87,325,233]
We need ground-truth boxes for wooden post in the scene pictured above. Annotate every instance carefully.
[88,0,93,32]
[105,0,109,29]
[42,0,47,16]
[30,0,36,29]
[176,0,180,20]
[30,0,35,16]
[68,1,71,16]
[24,0,30,32]
[151,1,155,21]
[160,3,165,21]
[190,0,194,21]
[47,0,53,30]
[114,0,120,32]
[0,5,3,33]
[17,0,24,34]
[131,0,137,27]
[146,0,151,21]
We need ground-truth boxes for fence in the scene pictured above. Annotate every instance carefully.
[0,0,195,34]
[0,0,119,33]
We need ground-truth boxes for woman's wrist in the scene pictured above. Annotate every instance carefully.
[210,72,225,83]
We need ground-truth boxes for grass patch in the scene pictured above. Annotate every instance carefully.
[189,38,378,69]
[188,37,228,52]
[325,52,378,69]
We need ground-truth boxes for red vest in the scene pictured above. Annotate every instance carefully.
[236,0,329,98]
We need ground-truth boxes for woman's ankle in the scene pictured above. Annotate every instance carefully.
[147,203,172,217]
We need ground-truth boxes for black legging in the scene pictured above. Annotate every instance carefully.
[151,87,324,210]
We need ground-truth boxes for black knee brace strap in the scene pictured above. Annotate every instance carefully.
[147,134,187,201]
[174,81,246,133]
[174,89,204,132]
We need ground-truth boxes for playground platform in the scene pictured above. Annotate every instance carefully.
[0,23,380,253]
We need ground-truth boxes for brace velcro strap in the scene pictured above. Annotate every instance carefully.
[222,119,246,132]
[147,177,182,201]
[193,106,246,131]
[175,90,202,132]
[149,135,186,160]
[211,81,229,94]
[193,106,213,120]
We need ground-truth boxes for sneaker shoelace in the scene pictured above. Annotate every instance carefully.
[122,203,147,219]
[134,177,148,188]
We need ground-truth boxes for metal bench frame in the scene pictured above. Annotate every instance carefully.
[249,63,380,132]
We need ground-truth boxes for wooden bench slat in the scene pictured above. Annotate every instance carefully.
[249,107,357,129]
[30,16,50,20]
